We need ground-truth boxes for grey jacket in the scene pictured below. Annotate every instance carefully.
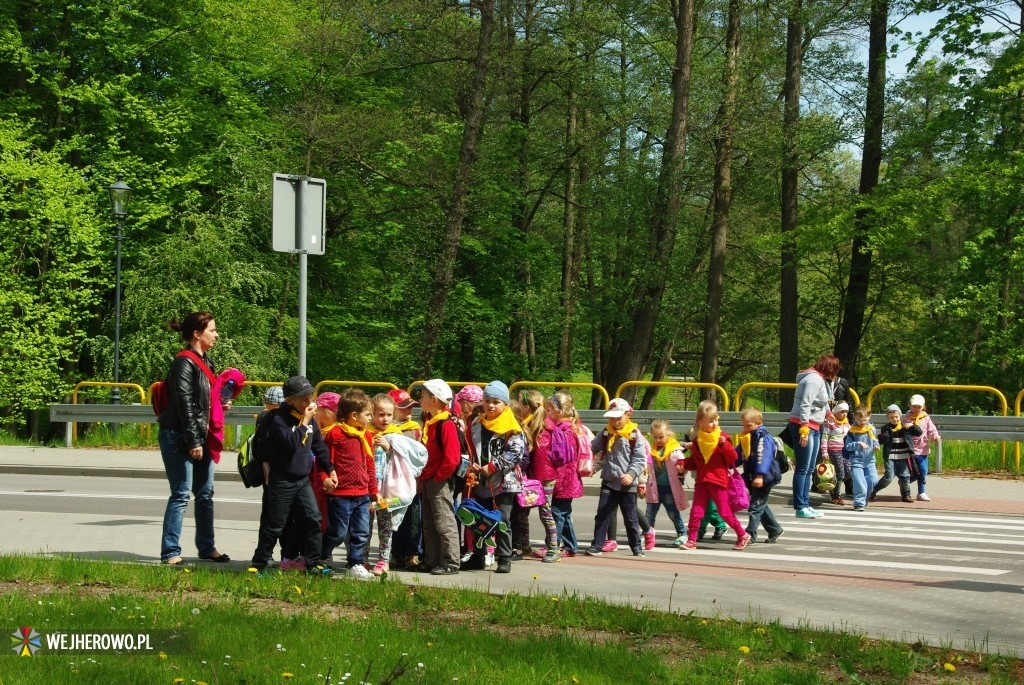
[470,420,528,497]
[591,427,647,492]
[789,369,830,428]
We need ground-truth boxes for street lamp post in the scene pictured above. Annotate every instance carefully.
[107,175,132,413]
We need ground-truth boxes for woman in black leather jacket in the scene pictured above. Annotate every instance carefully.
[156,311,230,565]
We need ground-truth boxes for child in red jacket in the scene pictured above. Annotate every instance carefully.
[680,400,751,551]
[319,389,385,580]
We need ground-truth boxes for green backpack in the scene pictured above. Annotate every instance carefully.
[238,410,271,488]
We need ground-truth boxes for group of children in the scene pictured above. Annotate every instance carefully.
[245,378,940,577]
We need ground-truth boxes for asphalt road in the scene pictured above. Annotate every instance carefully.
[1,472,1022,653]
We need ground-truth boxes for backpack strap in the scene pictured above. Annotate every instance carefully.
[177,349,216,384]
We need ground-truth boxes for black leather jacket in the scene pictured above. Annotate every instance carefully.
[157,351,214,450]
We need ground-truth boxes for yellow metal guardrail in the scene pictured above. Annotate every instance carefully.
[405,380,488,396]
[734,382,860,410]
[866,383,1009,470]
[614,381,730,412]
[314,380,399,395]
[1012,389,1024,469]
[508,381,610,409]
[70,381,147,444]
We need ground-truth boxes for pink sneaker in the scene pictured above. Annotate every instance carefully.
[643,530,657,550]
[372,560,389,576]
[733,534,752,551]
[280,558,307,572]
[601,540,619,553]
[680,540,697,550]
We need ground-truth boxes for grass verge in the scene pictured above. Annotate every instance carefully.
[0,555,1020,684]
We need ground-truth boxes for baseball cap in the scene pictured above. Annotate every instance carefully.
[909,394,926,407]
[454,385,484,404]
[264,386,284,405]
[483,380,510,405]
[316,391,340,414]
[283,375,315,398]
[418,378,453,403]
[603,397,633,418]
[887,404,902,414]
[387,388,419,409]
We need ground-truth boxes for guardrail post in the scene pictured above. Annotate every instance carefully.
[934,439,942,474]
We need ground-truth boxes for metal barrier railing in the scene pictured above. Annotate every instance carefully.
[313,380,398,395]
[865,383,1009,471]
[508,381,610,409]
[734,382,860,410]
[405,380,488,396]
[69,381,147,447]
[614,381,731,412]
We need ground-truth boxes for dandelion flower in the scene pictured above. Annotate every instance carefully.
[173,679,184,684]
[944,663,956,672]
[159,652,168,659]
[281,673,294,679]
[293,585,303,595]
[551,597,559,602]
[739,646,750,654]
[532,574,539,580]
[191,608,200,615]
[183,568,191,574]
[572,677,580,684]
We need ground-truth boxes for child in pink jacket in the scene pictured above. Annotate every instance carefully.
[905,394,941,501]
[644,419,689,547]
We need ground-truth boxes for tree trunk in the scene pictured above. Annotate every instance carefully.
[557,0,581,373]
[415,0,495,376]
[700,0,741,401]
[604,0,695,404]
[779,0,802,409]
[639,340,675,410]
[834,0,888,387]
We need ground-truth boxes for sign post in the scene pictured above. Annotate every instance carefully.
[272,174,326,376]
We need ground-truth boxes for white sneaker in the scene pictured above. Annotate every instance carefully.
[347,564,373,581]
[484,552,495,569]
[917,493,931,502]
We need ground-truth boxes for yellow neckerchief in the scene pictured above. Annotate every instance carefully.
[338,422,372,458]
[421,410,451,445]
[481,407,523,435]
[736,432,751,458]
[605,420,639,451]
[849,422,874,435]
[652,437,681,464]
[888,420,903,434]
[291,410,311,445]
[368,423,403,436]
[833,417,850,427]
[696,427,722,463]
[392,419,421,434]
[911,411,928,426]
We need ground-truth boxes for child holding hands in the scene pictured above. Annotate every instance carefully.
[843,405,880,511]
[735,408,784,543]
[645,419,689,547]
[905,394,941,501]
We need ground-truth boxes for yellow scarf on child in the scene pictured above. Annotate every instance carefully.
[735,432,751,458]
[696,428,722,463]
[605,421,639,451]
[392,419,421,434]
[368,423,403,436]
[849,423,873,435]
[421,410,451,445]
[481,407,523,435]
[911,411,928,425]
[652,437,681,464]
[338,422,372,458]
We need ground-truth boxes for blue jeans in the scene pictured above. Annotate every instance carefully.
[911,454,929,494]
[323,494,371,567]
[645,483,687,537]
[551,497,578,553]
[789,423,821,511]
[874,457,913,498]
[745,483,782,540]
[849,452,879,508]
[159,427,216,561]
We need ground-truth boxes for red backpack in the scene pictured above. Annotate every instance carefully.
[150,350,215,416]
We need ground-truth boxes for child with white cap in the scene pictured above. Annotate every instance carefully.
[871,404,923,503]
[584,398,648,557]
[415,378,463,575]
[904,395,940,501]
[820,401,852,505]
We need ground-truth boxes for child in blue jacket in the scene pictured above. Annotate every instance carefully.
[736,408,784,543]
[843,405,880,511]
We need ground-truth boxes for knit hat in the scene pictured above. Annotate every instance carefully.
[418,378,453,404]
[833,401,850,413]
[454,385,484,405]
[603,397,633,419]
[316,391,340,414]
[886,404,902,414]
[387,388,419,409]
[283,375,314,398]
[264,386,284,406]
[483,380,510,405]
[909,394,926,408]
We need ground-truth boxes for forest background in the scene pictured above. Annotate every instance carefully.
[2,0,1023,440]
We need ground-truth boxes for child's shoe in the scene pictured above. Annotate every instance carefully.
[347,564,373,581]
[712,525,727,540]
[484,552,496,568]
[307,563,333,577]
[766,530,785,543]
[830,496,846,505]
[673,535,687,548]
[643,530,657,550]
[542,549,561,563]
[631,549,646,558]
[853,504,866,511]
[733,534,752,550]
[584,547,603,557]
[795,507,819,519]
[601,539,619,553]
[562,549,577,558]
[917,493,931,502]
[405,555,421,570]
[680,540,697,550]
[495,558,512,573]
[901,495,915,503]
[280,558,307,572]
[372,560,389,576]
[533,546,547,559]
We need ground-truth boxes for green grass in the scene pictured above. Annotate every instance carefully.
[0,556,1020,684]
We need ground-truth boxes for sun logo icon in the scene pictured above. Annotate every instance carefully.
[11,627,41,656]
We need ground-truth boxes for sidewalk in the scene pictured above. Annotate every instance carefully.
[1,445,1021,516]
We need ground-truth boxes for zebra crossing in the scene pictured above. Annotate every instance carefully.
[639,508,1024,578]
